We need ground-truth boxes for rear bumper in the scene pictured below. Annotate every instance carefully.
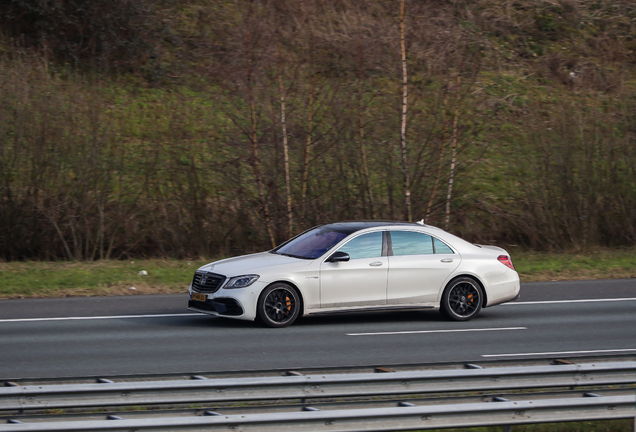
[488,291,521,307]
[485,279,521,307]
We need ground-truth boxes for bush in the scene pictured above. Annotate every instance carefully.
[0,0,160,73]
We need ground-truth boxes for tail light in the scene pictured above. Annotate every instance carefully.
[497,255,515,270]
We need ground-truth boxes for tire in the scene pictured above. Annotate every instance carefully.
[256,283,301,328]
[441,277,483,321]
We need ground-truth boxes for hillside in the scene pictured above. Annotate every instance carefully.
[0,0,634,260]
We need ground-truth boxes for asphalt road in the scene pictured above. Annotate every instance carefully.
[1,279,634,379]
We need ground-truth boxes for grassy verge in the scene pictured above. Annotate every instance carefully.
[0,259,209,299]
[0,248,635,299]
[512,248,636,282]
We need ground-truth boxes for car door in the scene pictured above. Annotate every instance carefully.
[387,230,460,304]
[319,231,387,308]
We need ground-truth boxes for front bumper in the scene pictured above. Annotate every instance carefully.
[188,298,244,316]
[188,281,265,321]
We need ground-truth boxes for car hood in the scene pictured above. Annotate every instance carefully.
[198,252,312,277]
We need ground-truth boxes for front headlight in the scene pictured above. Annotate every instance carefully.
[225,274,260,289]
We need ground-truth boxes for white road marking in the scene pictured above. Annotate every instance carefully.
[347,327,527,336]
[2,297,634,324]
[505,297,636,305]
[483,348,636,358]
[0,313,200,323]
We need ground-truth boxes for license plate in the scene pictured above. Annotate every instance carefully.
[192,292,207,302]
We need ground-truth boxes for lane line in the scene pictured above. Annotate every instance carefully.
[0,313,200,323]
[347,327,527,336]
[483,348,636,358]
[2,297,634,323]
[505,297,636,305]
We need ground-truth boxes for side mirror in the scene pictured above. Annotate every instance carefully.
[327,251,350,263]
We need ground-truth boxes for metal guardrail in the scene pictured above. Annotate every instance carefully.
[4,354,631,386]
[1,361,634,411]
[0,395,634,431]
[1,359,634,431]
[3,354,633,385]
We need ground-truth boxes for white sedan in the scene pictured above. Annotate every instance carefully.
[188,221,520,327]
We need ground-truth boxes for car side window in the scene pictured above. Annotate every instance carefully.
[433,237,454,254]
[390,231,434,256]
[337,232,383,260]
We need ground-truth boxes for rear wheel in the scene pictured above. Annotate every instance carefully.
[441,277,483,321]
[257,283,300,328]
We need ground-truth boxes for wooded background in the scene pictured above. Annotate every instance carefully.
[0,0,634,261]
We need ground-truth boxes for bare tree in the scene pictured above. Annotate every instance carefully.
[295,0,316,222]
[425,84,450,223]
[399,0,412,221]
[243,6,276,248]
[301,70,314,220]
[445,72,461,230]
[276,29,293,238]
[357,21,376,219]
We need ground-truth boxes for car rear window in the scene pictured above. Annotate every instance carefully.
[433,237,454,254]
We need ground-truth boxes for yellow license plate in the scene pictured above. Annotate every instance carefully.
[192,292,207,302]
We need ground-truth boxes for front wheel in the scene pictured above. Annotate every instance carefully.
[441,277,483,321]
[256,283,301,328]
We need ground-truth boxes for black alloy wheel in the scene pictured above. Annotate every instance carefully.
[257,283,301,328]
[441,277,483,321]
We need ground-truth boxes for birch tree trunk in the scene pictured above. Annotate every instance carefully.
[399,0,412,222]
[445,73,462,230]
[277,30,293,238]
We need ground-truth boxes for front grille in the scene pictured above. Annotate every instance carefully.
[192,272,226,293]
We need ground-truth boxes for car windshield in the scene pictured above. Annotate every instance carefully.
[272,227,351,259]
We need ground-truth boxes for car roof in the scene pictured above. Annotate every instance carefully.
[319,221,426,234]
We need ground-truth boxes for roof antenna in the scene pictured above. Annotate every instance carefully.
[416,219,425,225]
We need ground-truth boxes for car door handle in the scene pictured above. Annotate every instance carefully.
[440,258,454,263]
[369,261,383,267]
